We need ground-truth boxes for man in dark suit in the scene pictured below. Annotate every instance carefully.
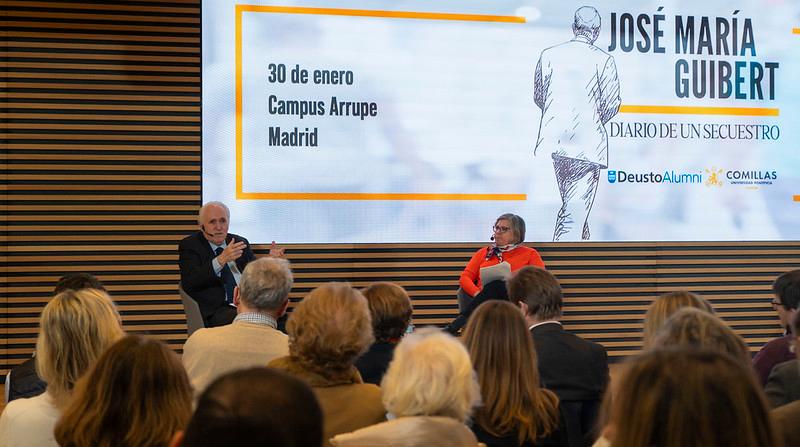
[179,201,282,327]
[508,266,609,447]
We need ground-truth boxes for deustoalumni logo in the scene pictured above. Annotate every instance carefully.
[607,170,702,184]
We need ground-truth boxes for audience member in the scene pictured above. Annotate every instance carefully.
[175,367,323,447]
[0,289,124,446]
[604,349,778,447]
[651,307,751,364]
[770,312,800,446]
[182,257,292,394]
[54,335,192,447]
[753,270,800,385]
[268,282,385,446]
[508,266,608,447]
[766,359,800,408]
[355,282,413,385]
[6,272,107,403]
[641,291,713,348]
[463,300,566,447]
[331,328,482,447]
[180,201,283,327]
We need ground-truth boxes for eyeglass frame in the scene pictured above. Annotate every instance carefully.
[492,225,512,234]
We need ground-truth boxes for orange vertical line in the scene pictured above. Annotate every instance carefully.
[235,5,244,198]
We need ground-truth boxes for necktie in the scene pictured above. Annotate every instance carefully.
[215,246,236,304]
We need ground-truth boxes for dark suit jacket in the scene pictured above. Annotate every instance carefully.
[178,231,255,319]
[765,359,800,408]
[355,341,397,386]
[531,322,609,447]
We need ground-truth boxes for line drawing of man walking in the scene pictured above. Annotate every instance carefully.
[534,6,621,241]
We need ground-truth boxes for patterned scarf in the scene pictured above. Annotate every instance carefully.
[486,243,519,262]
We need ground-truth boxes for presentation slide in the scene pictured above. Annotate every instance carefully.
[202,0,800,243]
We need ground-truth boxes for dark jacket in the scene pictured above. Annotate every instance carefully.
[765,359,800,408]
[7,357,47,402]
[355,341,397,386]
[531,322,609,447]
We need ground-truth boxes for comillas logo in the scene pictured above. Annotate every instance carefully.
[606,170,702,184]
[726,170,777,185]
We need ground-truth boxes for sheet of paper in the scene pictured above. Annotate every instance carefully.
[480,261,512,285]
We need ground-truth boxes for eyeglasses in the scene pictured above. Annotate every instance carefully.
[772,300,784,308]
[493,225,511,234]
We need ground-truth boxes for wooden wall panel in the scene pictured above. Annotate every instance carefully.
[2,0,203,378]
[1,1,797,385]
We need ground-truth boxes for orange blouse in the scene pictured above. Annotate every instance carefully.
[458,245,545,297]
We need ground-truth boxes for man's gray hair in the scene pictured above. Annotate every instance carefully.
[572,6,601,42]
[197,201,230,224]
[238,257,293,311]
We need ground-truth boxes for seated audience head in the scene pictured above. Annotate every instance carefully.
[177,367,323,447]
[197,201,230,245]
[643,291,714,347]
[53,272,106,294]
[54,335,192,447]
[650,307,751,364]
[607,349,777,447]
[462,300,560,444]
[772,269,800,331]
[362,282,413,342]
[494,213,526,245]
[36,288,124,407]
[507,266,562,323]
[286,282,374,376]
[381,328,480,423]
[235,257,293,316]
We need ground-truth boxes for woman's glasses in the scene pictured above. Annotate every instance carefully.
[493,225,511,234]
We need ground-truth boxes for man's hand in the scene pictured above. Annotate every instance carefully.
[217,238,247,264]
[268,241,285,258]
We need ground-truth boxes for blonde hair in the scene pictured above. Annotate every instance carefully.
[381,328,480,422]
[286,283,373,377]
[463,300,560,444]
[362,282,413,342]
[642,291,713,348]
[55,335,192,447]
[650,308,751,364]
[36,288,124,407]
[609,349,778,447]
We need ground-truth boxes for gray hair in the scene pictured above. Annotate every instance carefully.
[496,213,526,244]
[197,201,230,224]
[572,6,601,42]
[238,258,293,311]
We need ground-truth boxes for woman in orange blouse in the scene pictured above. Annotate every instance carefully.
[446,214,545,334]
[459,213,545,297]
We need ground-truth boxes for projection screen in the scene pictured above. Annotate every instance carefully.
[202,0,800,242]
